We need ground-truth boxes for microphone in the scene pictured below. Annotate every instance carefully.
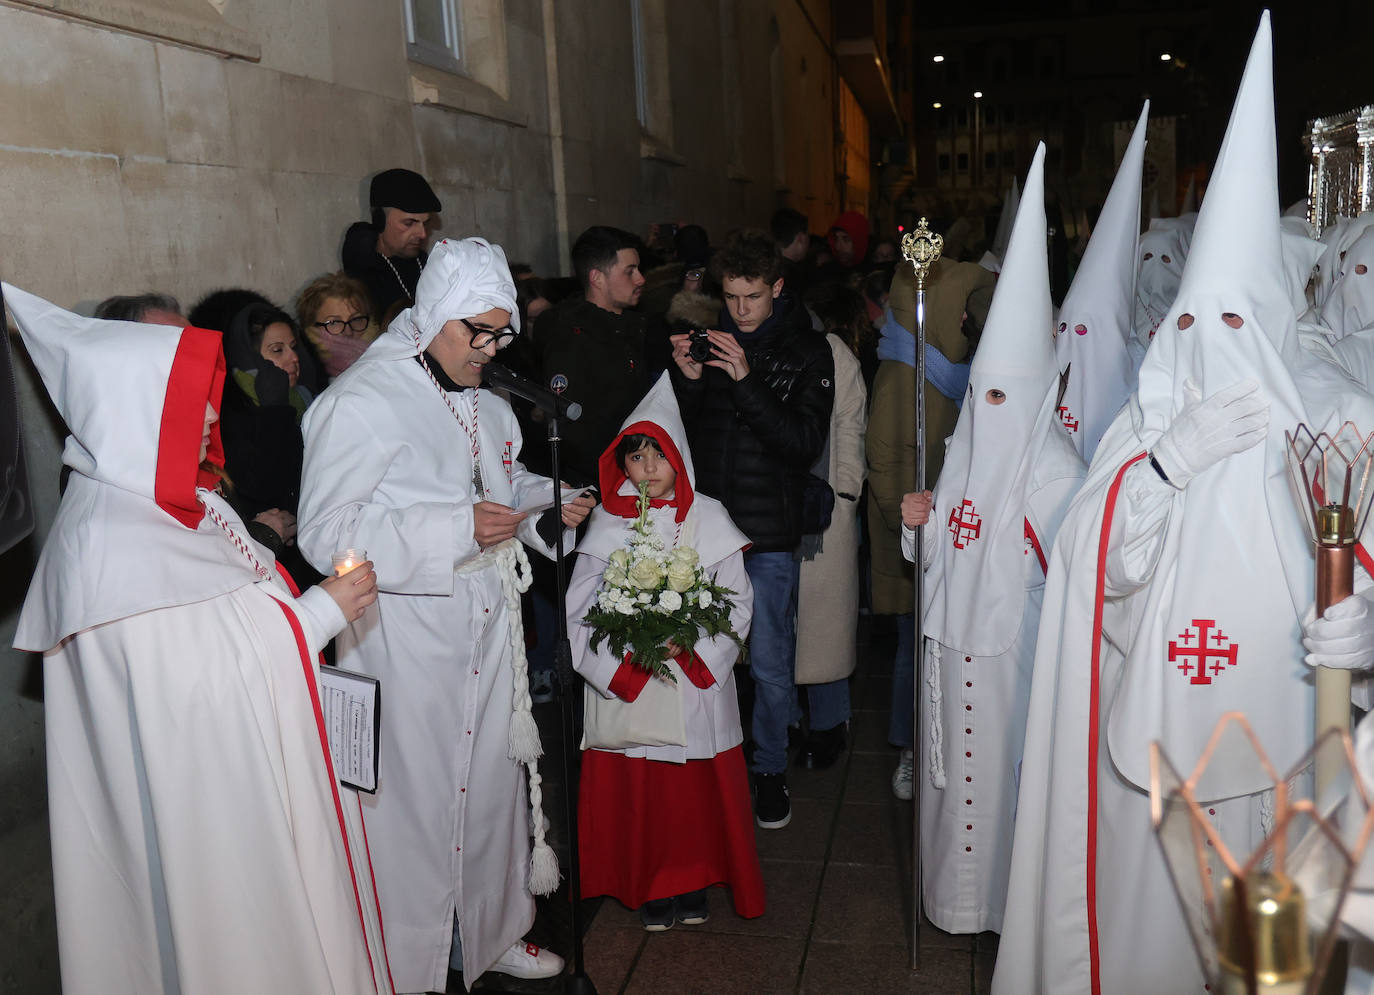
[481,361,582,421]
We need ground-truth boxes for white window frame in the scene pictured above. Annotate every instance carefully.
[405,0,463,76]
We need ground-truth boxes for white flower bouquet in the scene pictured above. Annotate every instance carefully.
[582,481,744,682]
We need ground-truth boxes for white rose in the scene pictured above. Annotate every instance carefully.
[697,589,713,609]
[666,561,697,593]
[668,547,700,569]
[615,600,635,615]
[628,557,664,589]
[603,566,628,588]
[637,592,651,603]
[657,589,683,612]
[609,549,632,570]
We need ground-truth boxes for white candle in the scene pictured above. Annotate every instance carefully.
[331,547,367,576]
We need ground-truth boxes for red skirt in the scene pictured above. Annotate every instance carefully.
[578,745,765,917]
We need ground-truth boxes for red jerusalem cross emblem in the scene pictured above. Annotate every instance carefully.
[947,500,982,549]
[1057,406,1079,433]
[1168,619,1239,686]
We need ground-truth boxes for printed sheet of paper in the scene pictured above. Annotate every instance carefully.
[319,666,380,793]
[515,486,593,517]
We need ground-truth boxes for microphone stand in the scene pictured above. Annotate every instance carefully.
[547,410,597,995]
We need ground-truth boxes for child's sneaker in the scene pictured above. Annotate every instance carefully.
[675,889,710,925]
[754,772,791,829]
[639,897,675,932]
[892,748,914,801]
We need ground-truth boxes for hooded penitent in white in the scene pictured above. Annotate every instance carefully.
[994,12,1374,994]
[979,177,1020,273]
[1315,211,1374,309]
[298,234,571,991]
[567,373,764,918]
[5,285,391,994]
[916,144,1086,935]
[1054,102,1148,462]
[1131,213,1196,354]
[1322,226,1374,336]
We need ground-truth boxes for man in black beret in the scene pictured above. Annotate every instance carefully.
[341,167,442,320]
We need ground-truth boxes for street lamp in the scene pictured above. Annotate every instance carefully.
[933,54,945,63]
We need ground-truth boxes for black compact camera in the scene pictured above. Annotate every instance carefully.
[687,328,713,364]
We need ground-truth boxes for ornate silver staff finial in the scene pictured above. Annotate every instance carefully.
[901,217,945,291]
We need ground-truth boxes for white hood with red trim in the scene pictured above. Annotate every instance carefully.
[579,373,748,566]
[5,284,269,652]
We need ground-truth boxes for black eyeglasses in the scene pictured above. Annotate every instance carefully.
[462,317,517,349]
[315,314,371,335]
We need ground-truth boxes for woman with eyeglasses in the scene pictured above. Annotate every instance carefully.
[299,272,379,380]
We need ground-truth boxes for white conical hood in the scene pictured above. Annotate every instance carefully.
[974,146,1054,383]
[1055,101,1148,460]
[924,144,1063,656]
[1179,174,1197,214]
[992,177,1020,259]
[1103,10,1322,798]
[1321,226,1374,334]
[579,372,747,566]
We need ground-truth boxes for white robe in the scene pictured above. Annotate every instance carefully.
[569,499,753,763]
[298,356,567,993]
[41,495,392,995]
[907,434,1083,934]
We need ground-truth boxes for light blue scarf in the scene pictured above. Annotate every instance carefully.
[876,306,970,405]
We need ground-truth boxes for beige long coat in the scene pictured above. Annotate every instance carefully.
[796,333,868,684]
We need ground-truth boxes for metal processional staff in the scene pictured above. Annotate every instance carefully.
[900,219,944,969]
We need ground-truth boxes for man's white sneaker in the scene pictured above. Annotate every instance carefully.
[491,940,565,980]
[892,748,914,801]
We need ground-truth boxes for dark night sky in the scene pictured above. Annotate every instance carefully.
[913,0,1373,203]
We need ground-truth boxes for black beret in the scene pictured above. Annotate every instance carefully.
[369,168,442,213]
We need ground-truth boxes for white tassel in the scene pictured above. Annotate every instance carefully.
[525,762,560,895]
[508,711,543,764]
[927,641,947,790]
[495,542,541,763]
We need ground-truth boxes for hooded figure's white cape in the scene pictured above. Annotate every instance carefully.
[6,284,392,995]
[1055,103,1148,463]
[994,14,1374,993]
[569,372,753,762]
[914,145,1086,934]
[298,237,571,992]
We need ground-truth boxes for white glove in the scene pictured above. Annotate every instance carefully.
[1302,593,1374,671]
[1151,378,1269,489]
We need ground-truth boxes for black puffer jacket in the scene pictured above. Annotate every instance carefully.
[671,295,834,552]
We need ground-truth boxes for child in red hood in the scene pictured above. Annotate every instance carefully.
[569,374,765,931]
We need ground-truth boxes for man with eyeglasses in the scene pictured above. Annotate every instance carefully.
[299,238,597,992]
[342,167,442,320]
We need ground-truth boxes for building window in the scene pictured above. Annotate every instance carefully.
[630,0,675,153]
[405,0,462,74]
[1002,148,1015,168]
[957,107,969,128]
[938,152,951,173]
[984,105,997,126]
[957,152,969,173]
[984,150,997,170]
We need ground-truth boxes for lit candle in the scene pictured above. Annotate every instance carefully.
[331,547,367,576]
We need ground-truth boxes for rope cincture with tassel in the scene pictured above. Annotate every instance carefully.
[492,538,560,896]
